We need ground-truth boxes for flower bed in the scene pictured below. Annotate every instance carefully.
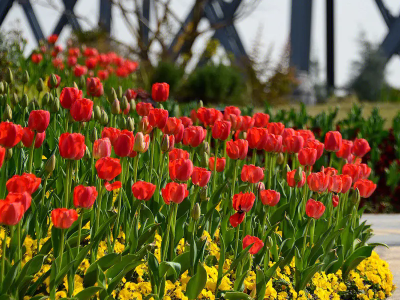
[0,35,396,300]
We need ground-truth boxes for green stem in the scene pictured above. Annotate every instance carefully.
[77,209,84,253]
[212,140,220,192]
[234,222,240,258]
[155,152,166,204]
[58,229,65,273]
[27,132,36,173]
[302,219,312,259]
[133,154,139,183]
[309,219,315,247]
[148,129,158,182]
[17,222,21,264]
[113,157,125,250]
[1,228,7,286]
[64,160,71,207]
[162,203,175,261]
[95,182,104,237]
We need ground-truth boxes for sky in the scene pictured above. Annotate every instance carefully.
[3,0,400,89]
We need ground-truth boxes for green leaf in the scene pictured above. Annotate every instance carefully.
[159,262,181,281]
[147,252,160,283]
[74,287,104,300]
[1,261,20,294]
[55,260,76,287]
[269,203,290,226]
[107,261,143,293]
[137,223,159,251]
[256,269,266,300]
[223,244,253,277]
[207,183,228,212]
[13,255,45,290]
[224,291,253,300]
[297,263,324,291]
[342,245,375,279]
[186,263,207,300]
[172,252,191,275]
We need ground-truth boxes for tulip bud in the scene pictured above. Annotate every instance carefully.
[50,97,60,113]
[108,87,117,104]
[199,100,203,108]
[282,164,291,178]
[45,154,56,176]
[21,94,29,108]
[111,99,120,115]
[161,134,172,152]
[3,81,8,93]
[257,182,265,194]
[83,146,91,160]
[120,96,128,111]
[10,93,19,107]
[36,78,44,92]
[3,104,12,121]
[295,166,303,183]
[22,70,29,84]
[201,141,210,156]
[73,82,79,89]
[264,236,273,248]
[29,98,39,112]
[78,75,85,90]
[199,188,207,202]
[129,100,136,113]
[0,95,4,106]
[101,110,109,126]
[0,82,4,94]
[276,153,284,165]
[200,152,209,168]
[351,187,361,205]
[5,68,13,84]
[117,86,123,99]
[5,148,13,160]
[118,117,127,130]
[41,92,50,107]
[49,74,58,89]
[127,117,135,132]
[133,132,146,152]
[191,203,201,221]
[90,128,98,143]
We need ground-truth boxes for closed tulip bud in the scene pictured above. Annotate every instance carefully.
[118,117,127,129]
[129,100,136,113]
[264,236,273,248]
[120,96,128,111]
[133,132,145,152]
[73,82,79,89]
[3,104,12,121]
[29,99,39,112]
[0,82,4,94]
[20,94,28,108]
[276,152,284,165]
[50,74,58,89]
[117,86,123,99]
[295,166,303,183]
[101,110,109,125]
[200,187,208,201]
[191,203,201,220]
[127,117,135,132]
[111,99,120,115]
[200,152,209,168]
[3,81,8,92]
[5,148,13,160]
[41,92,49,107]
[5,68,13,84]
[84,146,91,160]
[78,75,85,90]
[351,187,361,204]
[22,70,29,84]
[45,154,56,176]
[0,95,4,105]
[36,78,44,92]
[108,87,117,104]
[50,97,60,113]
[199,100,203,108]
[282,164,291,177]
[161,134,170,152]
[93,106,102,121]
[90,128,98,143]
[10,93,19,107]
[201,141,210,156]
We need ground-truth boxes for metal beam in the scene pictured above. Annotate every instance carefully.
[141,0,150,46]
[0,0,14,27]
[52,0,81,35]
[99,0,112,33]
[290,0,313,72]
[379,16,400,60]
[19,0,44,43]
[326,0,335,89]
[375,0,394,27]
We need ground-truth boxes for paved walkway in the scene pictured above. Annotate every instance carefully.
[362,214,400,299]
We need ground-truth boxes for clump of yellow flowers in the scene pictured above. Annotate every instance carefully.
[4,226,393,300]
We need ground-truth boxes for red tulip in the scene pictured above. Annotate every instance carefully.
[73,185,98,208]
[149,108,169,129]
[226,139,248,160]
[31,53,43,64]
[28,110,50,133]
[59,133,86,160]
[86,77,104,97]
[282,128,296,141]
[328,175,343,193]
[22,128,45,148]
[283,135,304,154]
[307,171,330,193]
[173,123,184,143]
[332,195,339,208]
[342,164,362,182]
[305,199,325,219]
[323,167,338,176]
[353,138,370,158]
[132,181,156,201]
[297,129,315,142]
[133,132,150,154]
[136,102,154,117]
[51,208,78,229]
[161,134,175,152]
[267,122,285,135]
[224,106,241,120]
[190,109,198,124]
[232,192,255,213]
[253,113,269,128]
[114,130,134,157]
[197,108,223,127]
[287,169,306,188]
[83,47,98,57]
[169,149,190,161]
[47,34,58,44]
[209,157,226,172]
[124,89,137,100]
[85,56,98,69]
[305,139,324,160]
[241,165,264,184]
[105,181,122,191]
[6,173,41,195]
[74,65,87,77]
[152,82,169,102]
[0,200,24,226]
[169,158,194,182]
[336,140,353,161]
[239,116,254,131]
[359,163,371,179]
[180,116,193,128]
[339,174,352,193]
[298,147,317,166]
[70,98,93,122]
[260,189,280,207]
[191,167,211,187]
[229,114,243,131]
[229,212,245,228]
[139,116,153,134]
[163,117,183,135]
[247,127,268,150]
[324,131,342,152]
[162,182,189,204]
[95,157,122,181]
[5,192,32,213]
[0,146,5,169]
[60,87,83,109]
[264,134,283,153]
[183,126,206,147]
[101,127,121,146]
[93,138,112,159]
[47,74,61,89]
[354,179,377,198]
[67,56,77,67]
[242,235,264,255]
[212,120,232,141]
